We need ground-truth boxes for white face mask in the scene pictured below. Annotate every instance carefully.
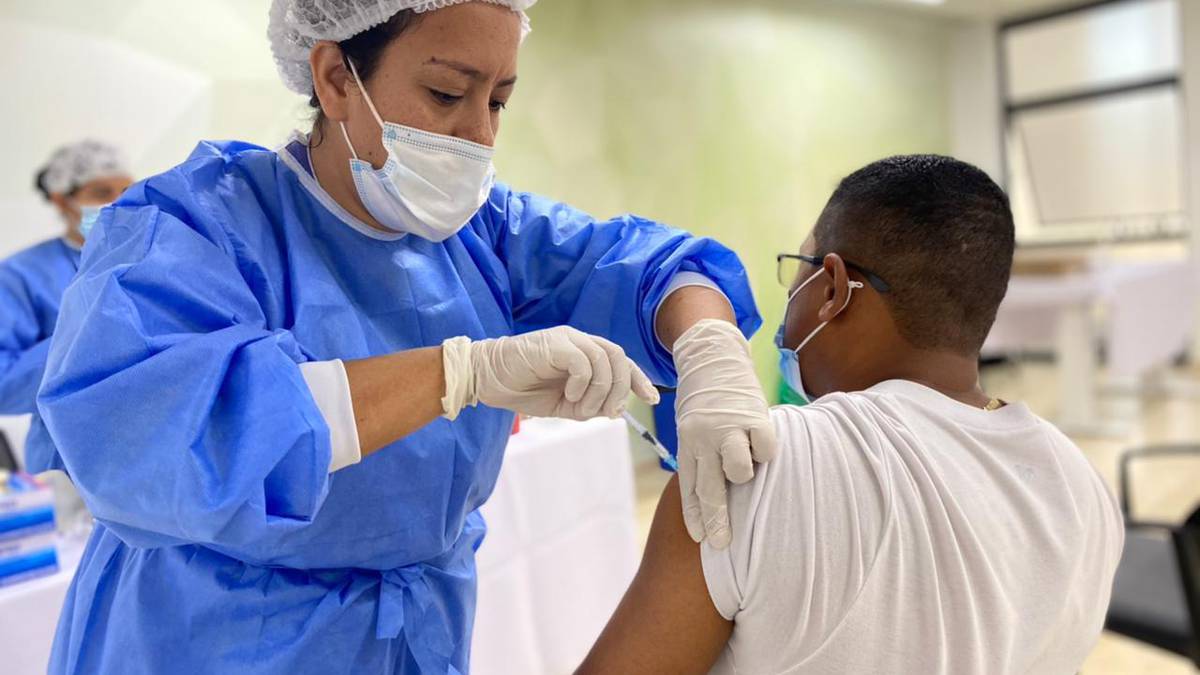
[339,61,496,242]
[775,268,863,403]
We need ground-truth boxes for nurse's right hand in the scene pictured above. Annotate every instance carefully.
[441,327,660,421]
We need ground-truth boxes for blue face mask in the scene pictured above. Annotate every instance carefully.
[79,204,108,239]
[776,268,863,404]
[775,324,807,401]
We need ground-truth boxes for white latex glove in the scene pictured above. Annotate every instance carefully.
[441,327,660,420]
[673,319,778,549]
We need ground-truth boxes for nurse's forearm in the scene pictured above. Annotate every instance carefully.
[344,347,446,459]
[654,286,737,350]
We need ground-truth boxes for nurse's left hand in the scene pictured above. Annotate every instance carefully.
[442,327,660,421]
[673,319,778,550]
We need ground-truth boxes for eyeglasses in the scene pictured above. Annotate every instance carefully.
[776,253,891,293]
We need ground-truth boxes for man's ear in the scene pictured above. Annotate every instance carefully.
[310,41,355,124]
[817,253,851,323]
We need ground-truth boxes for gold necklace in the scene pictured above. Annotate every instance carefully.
[984,398,1005,412]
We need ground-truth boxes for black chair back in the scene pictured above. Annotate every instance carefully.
[1174,507,1200,666]
[1109,445,1200,666]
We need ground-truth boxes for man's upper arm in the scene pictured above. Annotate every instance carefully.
[577,475,733,674]
[580,404,890,674]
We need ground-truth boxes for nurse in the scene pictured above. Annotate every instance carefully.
[0,140,133,416]
[38,1,776,673]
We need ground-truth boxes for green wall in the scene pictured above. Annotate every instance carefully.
[2,0,951,399]
[496,0,952,399]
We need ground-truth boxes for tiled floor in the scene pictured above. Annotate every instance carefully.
[631,362,1200,673]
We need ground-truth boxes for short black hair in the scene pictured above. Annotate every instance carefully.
[813,154,1014,355]
[34,168,53,201]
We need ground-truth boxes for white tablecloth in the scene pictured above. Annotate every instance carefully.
[1104,262,1196,378]
[983,260,1196,434]
[0,418,638,675]
[983,272,1100,356]
[472,417,639,675]
[0,538,85,675]
[985,261,1196,377]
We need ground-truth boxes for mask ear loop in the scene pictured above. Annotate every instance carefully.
[781,269,822,352]
[785,269,823,306]
[338,122,360,161]
[345,59,387,130]
[791,276,864,355]
[338,59,388,163]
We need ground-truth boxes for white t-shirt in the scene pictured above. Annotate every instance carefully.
[701,380,1124,675]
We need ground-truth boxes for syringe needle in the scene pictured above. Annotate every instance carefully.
[621,411,678,472]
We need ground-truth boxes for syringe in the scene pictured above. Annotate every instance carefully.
[621,411,678,472]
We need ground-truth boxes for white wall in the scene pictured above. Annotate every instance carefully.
[1182,0,1200,355]
[949,5,1200,236]
[948,5,1200,357]
[948,19,1003,183]
[0,1,307,453]
[0,0,304,259]
[1184,1,1200,242]
[1,19,210,255]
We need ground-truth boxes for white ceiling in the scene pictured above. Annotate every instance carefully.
[859,0,1094,19]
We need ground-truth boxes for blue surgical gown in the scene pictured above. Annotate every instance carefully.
[37,139,760,674]
[0,238,79,416]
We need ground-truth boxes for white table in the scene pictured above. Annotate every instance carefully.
[0,537,85,675]
[472,417,639,675]
[0,418,638,675]
[986,272,1109,434]
[985,261,1196,435]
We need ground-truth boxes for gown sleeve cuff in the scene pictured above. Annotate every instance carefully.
[653,271,735,353]
[299,359,362,473]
